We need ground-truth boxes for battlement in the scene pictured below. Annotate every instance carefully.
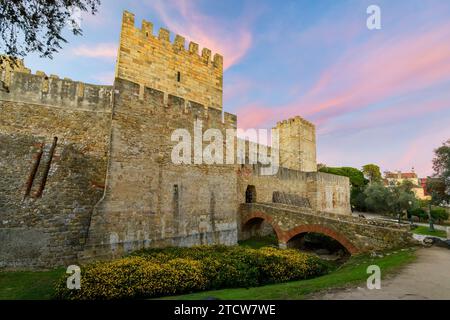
[113,77,235,129]
[116,11,223,110]
[276,116,315,129]
[0,66,113,112]
[122,11,223,70]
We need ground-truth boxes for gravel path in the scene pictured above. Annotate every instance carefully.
[313,247,450,300]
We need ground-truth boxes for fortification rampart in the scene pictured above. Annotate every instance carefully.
[0,68,112,112]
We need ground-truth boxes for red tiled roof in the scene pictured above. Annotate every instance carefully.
[401,172,417,179]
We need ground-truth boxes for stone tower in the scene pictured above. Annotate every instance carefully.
[116,11,223,110]
[274,116,317,172]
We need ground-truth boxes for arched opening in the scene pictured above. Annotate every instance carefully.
[245,185,257,203]
[239,217,278,248]
[287,232,351,263]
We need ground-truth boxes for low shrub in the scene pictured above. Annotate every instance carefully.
[55,245,328,300]
[410,208,427,220]
[431,207,449,222]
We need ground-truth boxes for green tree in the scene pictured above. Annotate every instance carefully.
[427,178,448,205]
[428,139,450,205]
[364,182,417,217]
[0,0,100,62]
[398,180,415,194]
[319,166,367,188]
[362,164,382,183]
[386,184,417,220]
[363,182,390,214]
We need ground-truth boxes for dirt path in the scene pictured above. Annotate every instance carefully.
[314,247,450,300]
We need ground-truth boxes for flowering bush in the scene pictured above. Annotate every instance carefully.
[55,245,328,300]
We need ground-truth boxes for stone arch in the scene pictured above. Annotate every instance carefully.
[241,211,283,242]
[281,224,359,254]
[245,185,257,203]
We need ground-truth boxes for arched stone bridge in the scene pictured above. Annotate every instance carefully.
[239,203,414,254]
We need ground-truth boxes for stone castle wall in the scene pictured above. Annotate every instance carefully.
[0,11,352,269]
[237,164,350,216]
[0,68,112,268]
[80,78,238,262]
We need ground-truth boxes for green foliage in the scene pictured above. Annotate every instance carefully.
[429,139,450,205]
[431,207,449,222]
[432,139,450,178]
[409,207,427,220]
[319,166,367,188]
[364,182,417,216]
[167,249,417,300]
[362,164,382,183]
[351,188,367,212]
[54,245,328,300]
[427,177,449,206]
[363,182,391,213]
[0,1,101,61]
[387,183,418,217]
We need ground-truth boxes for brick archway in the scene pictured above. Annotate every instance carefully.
[241,211,284,241]
[281,224,359,254]
[242,212,359,255]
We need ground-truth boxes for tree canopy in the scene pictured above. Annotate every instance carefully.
[0,0,100,62]
[318,166,367,188]
[364,182,417,216]
[428,139,450,205]
[362,164,382,183]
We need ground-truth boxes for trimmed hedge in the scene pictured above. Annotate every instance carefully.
[55,245,328,300]
[410,207,449,222]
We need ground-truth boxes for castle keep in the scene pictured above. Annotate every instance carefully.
[0,11,352,269]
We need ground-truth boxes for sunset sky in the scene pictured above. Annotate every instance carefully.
[23,0,450,177]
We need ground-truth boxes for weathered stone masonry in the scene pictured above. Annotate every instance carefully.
[0,11,408,269]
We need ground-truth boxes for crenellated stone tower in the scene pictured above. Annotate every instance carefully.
[116,11,223,110]
[274,116,317,172]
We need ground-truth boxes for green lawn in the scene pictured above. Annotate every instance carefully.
[412,226,447,238]
[0,268,65,300]
[163,248,417,300]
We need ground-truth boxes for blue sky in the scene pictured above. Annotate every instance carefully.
[22,0,450,177]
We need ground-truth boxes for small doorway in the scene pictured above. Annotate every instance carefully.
[245,185,257,203]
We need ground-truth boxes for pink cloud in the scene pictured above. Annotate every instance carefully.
[146,0,254,70]
[224,76,253,103]
[236,104,277,129]
[396,123,450,177]
[236,20,450,130]
[72,43,117,60]
[319,96,450,136]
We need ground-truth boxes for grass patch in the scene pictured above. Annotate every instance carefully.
[412,226,447,238]
[0,268,64,300]
[238,235,278,249]
[163,248,417,300]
